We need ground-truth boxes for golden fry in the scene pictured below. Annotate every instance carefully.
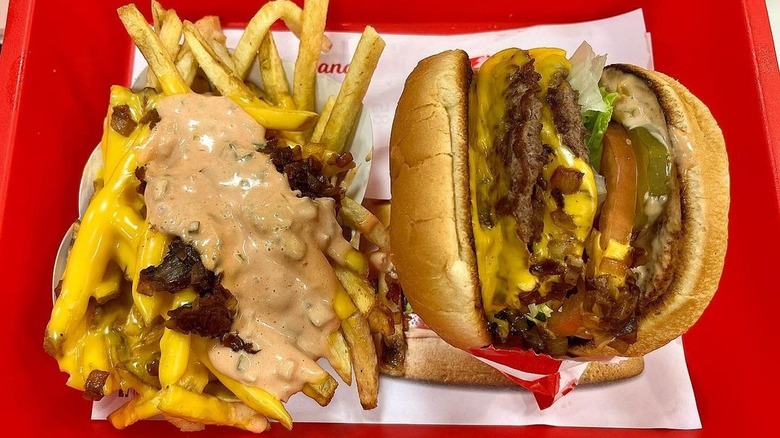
[108,390,164,429]
[92,262,123,304]
[117,4,189,95]
[327,330,352,385]
[233,0,332,79]
[339,197,391,249]
[182,21,318,131]
[293,0,329,113]
[333,284,359,320]
[174,16,224,86]
[367,305,394,337]
[334,265,375,315]
[258,32,294,109]
[158,10,182,59]
[174,47,198,85]
[193,339,293,430]
[158,385,270,433]
[131,223,171,324]
[320,26,385,151]
[147,7,183,90]
[341,313,379,409]
[302,373,338,407]
[151,1,167,31]
[310,95,336,143]
[177,353,210,393]
[159,289,198,387]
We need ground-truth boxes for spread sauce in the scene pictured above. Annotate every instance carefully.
[138,94,352,401]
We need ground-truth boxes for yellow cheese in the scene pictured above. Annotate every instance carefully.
[469,49,538,332]
[469,48,598,337]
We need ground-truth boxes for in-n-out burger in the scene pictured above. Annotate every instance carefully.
[388,44,729,362]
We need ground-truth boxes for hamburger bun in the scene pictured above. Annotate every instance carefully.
[389,49,729,358]
[400,332,644,386]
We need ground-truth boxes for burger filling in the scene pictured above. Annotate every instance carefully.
[468,45,676,355]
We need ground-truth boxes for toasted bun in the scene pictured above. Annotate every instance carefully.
[389,50,490,350]
[399,333,644,386]
[389,52,729,357]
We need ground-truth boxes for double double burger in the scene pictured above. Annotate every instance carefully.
[388,44,728,377]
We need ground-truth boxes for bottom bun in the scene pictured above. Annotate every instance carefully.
[397,332,644,386]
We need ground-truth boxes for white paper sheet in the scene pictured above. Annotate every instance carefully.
[120,8,702,429]
[94,338,700,428]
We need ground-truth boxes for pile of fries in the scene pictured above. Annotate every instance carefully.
[43,0,400,433]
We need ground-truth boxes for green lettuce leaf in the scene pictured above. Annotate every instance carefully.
[583,88,618,172]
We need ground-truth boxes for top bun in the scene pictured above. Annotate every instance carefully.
[389,50,490,350]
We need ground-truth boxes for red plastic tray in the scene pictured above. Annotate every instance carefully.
[1,0,779,436]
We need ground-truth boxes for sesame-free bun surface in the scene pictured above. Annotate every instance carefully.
[389,50,490,350]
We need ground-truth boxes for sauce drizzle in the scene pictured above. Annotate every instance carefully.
[139,94,351,401]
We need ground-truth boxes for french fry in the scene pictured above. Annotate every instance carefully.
[327,330,352,385]
[182,21,318,131]
[115,365,155,395]
[147,1,164,89]
[302,373,338,407]
[159,289,198,387]
[375,271,407,376]
[367,305,394,337]
[293,0,329,113]
[147,6,183,90]
[177,353,210,393]
[174,16,222,86]
[246,80,272,102]
[157,385,270,433]
[344,247,370,277]
[193,339,293,430]
[258,32,294,109]
[117,4,189,95]
[233,0,332,79]
[45,124,148,357]
[174,47,198,86]
[108,390,164,429]
[52,2,389,432]
[132,224,172,324]
[339,197,391,249]
[159,10,183,57]
[376,329,407,377]
[92,262,123,304]
[151,0,167,31]
[334,265,375,315]
[341,313,379,409]
[320,26,384,151]
[333,284,359,320]
[310,95,336,143]
[204,382,240,402]
[203,24,236,74]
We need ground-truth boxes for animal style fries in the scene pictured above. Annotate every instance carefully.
[44,1,394,433]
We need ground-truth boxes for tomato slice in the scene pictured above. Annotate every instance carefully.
[547,289,585,337]
[599,123,638,249]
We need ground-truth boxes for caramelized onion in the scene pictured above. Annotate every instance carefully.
[550,167,584,195]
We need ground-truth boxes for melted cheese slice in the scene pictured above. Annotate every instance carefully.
[469,48,597,338]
